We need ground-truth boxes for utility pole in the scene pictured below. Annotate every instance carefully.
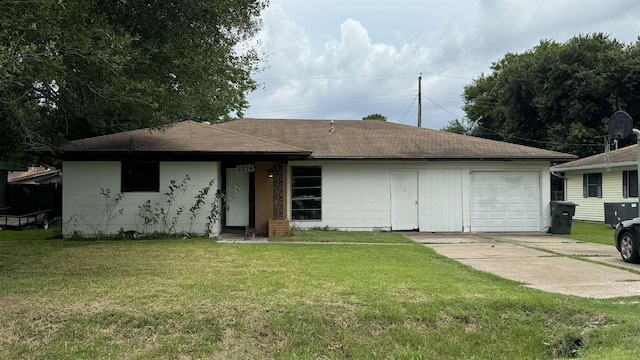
[417,73,422,128]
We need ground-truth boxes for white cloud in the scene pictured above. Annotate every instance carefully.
[258,4,311,73]
[248,5,451,125]
[245,0,640,129]
[475,0,640,54]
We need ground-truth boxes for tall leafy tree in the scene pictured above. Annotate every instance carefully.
[462,33,640,158]
[0,0,268,163]
[362,113,387,121]
[440,119,472,135]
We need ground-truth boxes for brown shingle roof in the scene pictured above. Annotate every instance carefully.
[552,144,638,171]
[64,120,310,155]
[216,119,576,160]
[62,119,576,161]
[8,167,59,182]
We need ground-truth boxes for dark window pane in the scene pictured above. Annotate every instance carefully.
[292,167,321,177]
[630,171,638,197]
[585,173,602,198]
[292,199,321,210]
[121,162,159,192]
[292,188,321,198]
[292,177,321,188]
[292,209,321,220]
[291,166,321,220]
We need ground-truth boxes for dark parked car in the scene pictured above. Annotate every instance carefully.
[614,217,640,263]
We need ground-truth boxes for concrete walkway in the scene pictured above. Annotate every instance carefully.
[405,233,640,299]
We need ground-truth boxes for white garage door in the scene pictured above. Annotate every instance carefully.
[421,169,463,232]
[471,171,541,232]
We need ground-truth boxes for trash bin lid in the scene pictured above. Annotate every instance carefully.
[551,201,578,207]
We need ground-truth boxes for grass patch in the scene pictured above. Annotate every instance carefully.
[1,229,640,358]
[271,227,414,243]
[563,221,615,245]
[0,221,61,242]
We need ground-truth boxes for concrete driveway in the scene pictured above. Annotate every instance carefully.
[405,233,640,299]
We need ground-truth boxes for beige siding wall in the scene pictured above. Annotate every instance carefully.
[565,166,638,222]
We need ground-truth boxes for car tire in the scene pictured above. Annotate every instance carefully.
[39,215,49,230]
[619,231,640,264]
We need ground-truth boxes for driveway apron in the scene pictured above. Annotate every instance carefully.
[406,233,640,299]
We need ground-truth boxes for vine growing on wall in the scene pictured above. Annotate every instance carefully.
[205,185,239,238]
[65,175,241,239]
[160,175,190,235]
[138,199,160,234]
[189,179,214,234]
[100,188,125,234]
[66,187,125,236]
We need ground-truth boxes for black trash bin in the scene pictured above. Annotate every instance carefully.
[550,201,578,234]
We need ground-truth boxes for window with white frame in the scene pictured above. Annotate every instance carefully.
[291,166,321,220]
[623,170,638,198]
[582,173,602,198]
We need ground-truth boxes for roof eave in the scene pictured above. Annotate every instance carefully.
[309,155,575,161]
[552,161,638,172]
[8,170,61,183]
[61,150,313,160]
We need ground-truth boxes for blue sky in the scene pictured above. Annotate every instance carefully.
[244,0,640,130]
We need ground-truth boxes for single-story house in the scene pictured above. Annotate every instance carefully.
[551,144,639,222]
[56,119,575,237]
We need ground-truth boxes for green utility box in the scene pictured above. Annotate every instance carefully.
[550,201,578,234]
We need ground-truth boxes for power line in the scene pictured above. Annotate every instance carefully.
[247,85,417,112]
[423,96,464,119]
[247,91,416,118]
[473,124,607,148]
[254,71,474,82]
[418,95,606,148]
[399,95,418,124]
[252,71,607,149]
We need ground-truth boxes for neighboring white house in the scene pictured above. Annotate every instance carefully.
[551,144,639,222]
[54,119,575,237]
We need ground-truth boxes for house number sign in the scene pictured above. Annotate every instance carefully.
[236,164,255,172]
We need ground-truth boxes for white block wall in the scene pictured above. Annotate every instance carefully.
[288,160,551,233]
[62,161,221,237]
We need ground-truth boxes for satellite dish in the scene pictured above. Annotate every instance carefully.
[608,111,634,140]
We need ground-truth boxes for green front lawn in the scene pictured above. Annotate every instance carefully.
[271,227,414,243]
[564,221,615,245]
[1,227,640,359]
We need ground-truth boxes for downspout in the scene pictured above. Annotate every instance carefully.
[634,129,640,210]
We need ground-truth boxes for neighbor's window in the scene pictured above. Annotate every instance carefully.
[623,170,638,198]
[582,173,602,198]
[121,161,159,192]
[291,166,321,220]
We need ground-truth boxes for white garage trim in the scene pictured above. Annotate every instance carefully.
[470,171,542,232]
